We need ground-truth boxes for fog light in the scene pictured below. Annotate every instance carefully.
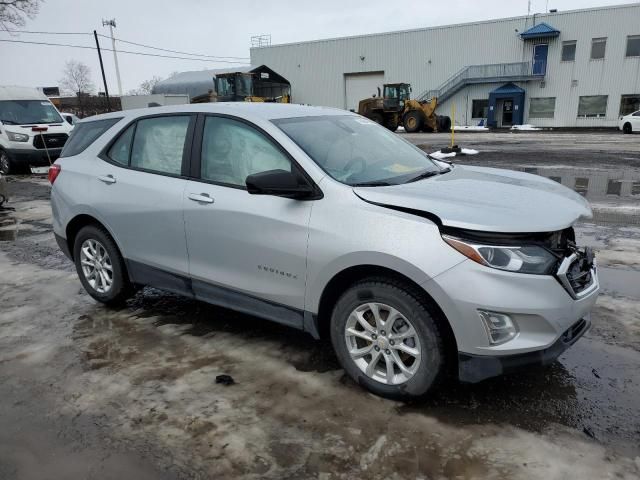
[478,310,518,345]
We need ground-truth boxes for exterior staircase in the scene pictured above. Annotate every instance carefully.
[416,62,543,103]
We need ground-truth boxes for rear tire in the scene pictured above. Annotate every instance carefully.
[73,225,133,306]
[623,122,632,134]
[403,111,424,133]
[384,115,399,132]
[330,277,445,400]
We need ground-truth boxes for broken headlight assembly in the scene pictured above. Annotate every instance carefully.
[442,235,558,274]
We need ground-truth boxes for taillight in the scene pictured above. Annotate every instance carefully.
[48,164,61,184]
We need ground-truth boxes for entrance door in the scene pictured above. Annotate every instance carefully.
[533,44,548,75]
[345,72,384,112]
[502,100,514,126]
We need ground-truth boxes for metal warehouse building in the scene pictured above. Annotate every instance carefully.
[250,3,640,128]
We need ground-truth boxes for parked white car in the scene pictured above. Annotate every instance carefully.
[619,110,640,134]
[0,86,73,174]
[61,112,80,126]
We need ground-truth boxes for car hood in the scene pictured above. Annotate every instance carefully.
[353,165,592,233]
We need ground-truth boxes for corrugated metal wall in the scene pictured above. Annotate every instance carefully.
[251,4,640,127]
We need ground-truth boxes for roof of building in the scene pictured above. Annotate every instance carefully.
[152,66,253,98]
[250,3,636,49]
[519,22,560,39]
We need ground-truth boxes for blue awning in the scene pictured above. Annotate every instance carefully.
[490,83,525,95]
[519,22,560,40]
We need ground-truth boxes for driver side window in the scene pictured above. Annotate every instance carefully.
[200,116,291,187]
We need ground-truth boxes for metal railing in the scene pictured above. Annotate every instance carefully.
[417,61,542,102]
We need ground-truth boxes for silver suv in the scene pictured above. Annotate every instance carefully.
[50,104,599,399]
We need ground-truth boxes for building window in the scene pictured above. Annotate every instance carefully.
[529,97,556,118]
[549,176,562,183]
[578,95,608,118]
[626,35,640,57]
[607,180,622,196]
[590,37,607,60]
[574,178,589,196]
[620,95,640,116]
[632,182,640,196]
[561,41,576,61]
[471,99,489,118]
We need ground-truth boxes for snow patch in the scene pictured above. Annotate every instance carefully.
[511,124,541,131]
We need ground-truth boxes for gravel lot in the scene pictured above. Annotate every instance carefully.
[1,130,639,479]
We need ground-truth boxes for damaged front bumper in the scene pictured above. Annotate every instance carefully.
[458,315,591,383]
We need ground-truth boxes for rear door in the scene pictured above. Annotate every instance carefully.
[93,114,195,281]
[183,114,312,317]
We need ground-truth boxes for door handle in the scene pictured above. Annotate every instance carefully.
[188,193,214,204]
[98,174,116,185]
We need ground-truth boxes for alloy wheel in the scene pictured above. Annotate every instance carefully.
[80,239,113,293]
[344,302,422,385]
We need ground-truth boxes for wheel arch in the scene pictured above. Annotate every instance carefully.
[314,264,458,368]
[64,213,124,261]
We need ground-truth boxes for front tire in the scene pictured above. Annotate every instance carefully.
[330,278,445,399]
[0,149,11,175]
[623,122,632,134]
[73,225,133,305]
[403,111,424,133]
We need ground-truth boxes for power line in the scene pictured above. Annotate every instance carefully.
[3,29,250,60]
[0,38,249,64]
[95,33,249,60]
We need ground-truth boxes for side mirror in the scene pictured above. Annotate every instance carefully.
[246,169,316,199]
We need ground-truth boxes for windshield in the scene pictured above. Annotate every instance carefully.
[216,77,234,97]
[0,100,63,125]
[236,75,253,97]
[273,115,442,185]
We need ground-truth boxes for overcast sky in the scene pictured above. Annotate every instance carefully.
[0,0,636,94]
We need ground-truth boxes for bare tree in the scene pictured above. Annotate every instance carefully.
[0,0,42,30]
[59,60,95,96]
[127,75,163,95]
[59,60,95,116]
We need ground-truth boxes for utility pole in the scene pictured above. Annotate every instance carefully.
[93,30,111,112]
[102,18,123,96]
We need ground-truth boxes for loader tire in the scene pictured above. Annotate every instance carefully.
[403,111,424,133]
[438,116,452,132]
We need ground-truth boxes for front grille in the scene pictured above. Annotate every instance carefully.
[557,247,596,298]
[566,258,593,293]
[33,133,68,149]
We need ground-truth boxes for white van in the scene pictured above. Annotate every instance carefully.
[0,86,73,174]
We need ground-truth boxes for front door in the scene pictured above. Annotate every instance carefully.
[533,44,548,75]
[183,114,312,314]
[502,100,514,126]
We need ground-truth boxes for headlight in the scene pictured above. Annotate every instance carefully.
[442,235,557,274]
[7,131,29,142]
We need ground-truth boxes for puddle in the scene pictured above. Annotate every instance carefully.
[0,212,17,241]
[513,166,640,225]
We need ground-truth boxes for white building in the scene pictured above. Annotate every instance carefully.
[250,3,640,128]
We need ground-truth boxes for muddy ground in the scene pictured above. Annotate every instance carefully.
[1,131,640,479]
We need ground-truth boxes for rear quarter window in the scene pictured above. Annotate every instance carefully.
[60,118,122,158]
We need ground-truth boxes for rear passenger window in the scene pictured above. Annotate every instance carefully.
[200,116,291,187]
[130,116,190,175]
[60,118,121,158]
[107,124,134,165]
